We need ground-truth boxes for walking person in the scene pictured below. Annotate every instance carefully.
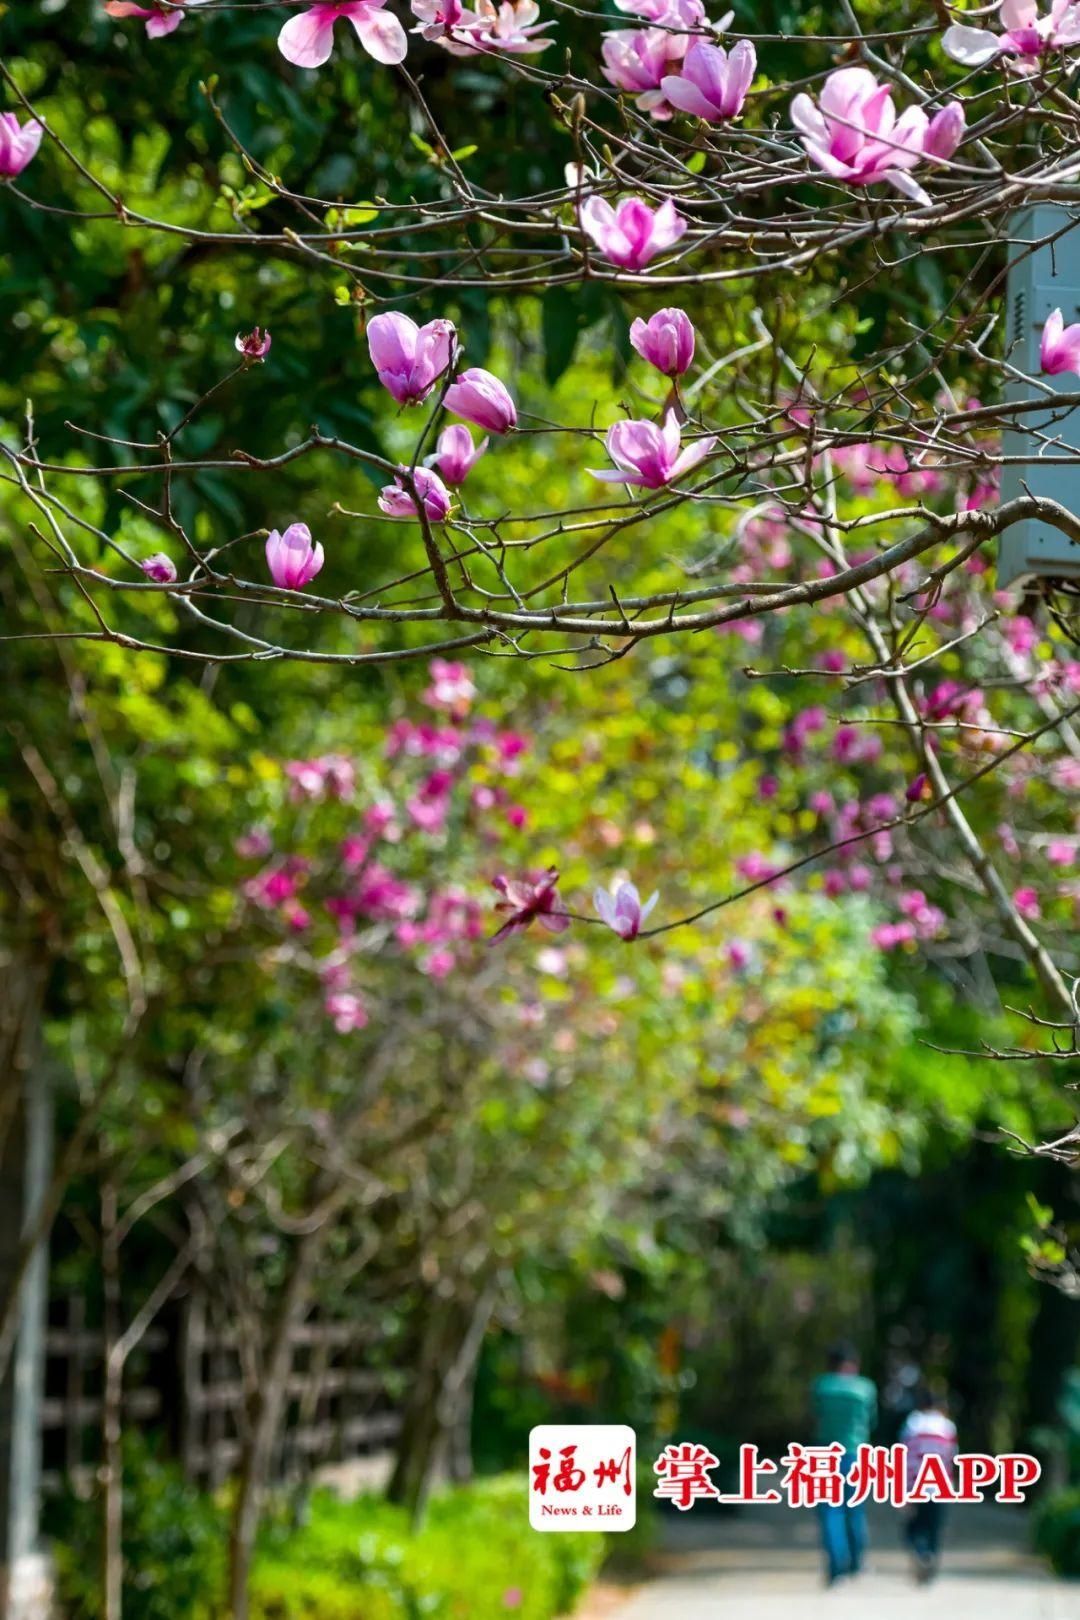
[900,1385,958,1583]
[811,1342,878,1587]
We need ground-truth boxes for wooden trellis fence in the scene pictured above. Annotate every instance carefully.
[40,1293,400,1494]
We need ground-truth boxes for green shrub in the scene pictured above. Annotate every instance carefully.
[1033,1485,1080,1576]
[249,1475,606,1620]
[45,1435,224,1620]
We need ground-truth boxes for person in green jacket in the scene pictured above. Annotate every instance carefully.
[811,1342,878,1586]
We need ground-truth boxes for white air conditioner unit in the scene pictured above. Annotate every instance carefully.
[999,203,1080,586]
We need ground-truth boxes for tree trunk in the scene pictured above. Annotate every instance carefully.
[387,1279,496,1522]
[226,1228,323,1620]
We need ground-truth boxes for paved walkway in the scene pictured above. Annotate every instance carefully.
[588,1502,1077,1619]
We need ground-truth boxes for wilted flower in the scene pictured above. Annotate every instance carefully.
[629,307,695,376]
[1040,308,1080,376]
[579,195,687,269]
[367,313,456,405]
[235,326,272,362]
[589,409,717,489]
[378,465,453,521]
[594,879,658,939]
[428,423,488,486]
[490,868,569,941]
[265,523,325,590]
[444,368,517,433]
[0,113,44,179]
[140,552,177,584]
[661,38,755,122]
[278,1,409,67]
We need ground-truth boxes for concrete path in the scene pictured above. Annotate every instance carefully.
[592,1501,1077,1619]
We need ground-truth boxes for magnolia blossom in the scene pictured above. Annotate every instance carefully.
[104,1,201,37]
[661,38,756,122]
[943,0,1080,69]
[378,465,453,521]
[423,657,476,713]
[410,0,472,36]
[1040,308,1080,375]
[614,0,708,24]
[444,368,517,433]
[594,879,658,939]
[601,29,687,119]
[580,195,687,270]
[629,307,695,376]
[590,409,717,488]
[791,68,964,205]
[325,991,369,1033]
[0,113,43,179]
[367,312,456,404]
[428,424,488,486]
[278,1,408,67]
[490,868,569,941]
[438,0,554,53]
[235,326,271,362]
[140,552,177,584]
[265,523,325,590]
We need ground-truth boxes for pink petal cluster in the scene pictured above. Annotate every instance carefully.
[491,868,569,941]
[601,28,689,119]
[444,368,517,433]
[285,755,355,800]
[943,0,1080,69]
[104,1,197,38]
[661,38,755,122]
[278,1,408,68]
[325,991,369,1033]
[265,523,325,590]
[367,313,456,405]
[235,326,272,362]
[428,424,488,485]
[791,68,965,204]
[423,658,477,714]
[594,879,658,939]
[432,0,553,54]
[378,465,453,521]
[590,409,717,489]
[629,307,695,376]
[1040,308,1080,376]
[0,113,43,179]
[579,195,687,269]
[139,552,177,584]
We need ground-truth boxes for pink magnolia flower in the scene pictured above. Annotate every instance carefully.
[661,38,755,122]
[444,368,517,434]
[437,0,554,53]
[871,920,917,950]
[594,879,658,939]
[104,1,199,38]
[139,552,177,584]
[629,307,695,376]
[579,195,687,269]
[1013,885,1042,920]
[367,313,456,405]
[905,771,932,804]
[1040,308,1080,376]
[378,465,453,521]
[943,0,1080,70]
[0,113,44,179]
[923,102,967,162]
[428,423,488,485]
[490,867,569,941]
[265,523,325,589]
[614,0,707,23]
[235,326,271,362]
[423,657,476,713]
[325,991,370,1033]
[590,409,717,489]
[601,28,685,118]
[410,0,470,37]
[790,68,949,204]
[278,1,408,68]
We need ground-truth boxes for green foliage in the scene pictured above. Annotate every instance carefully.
[1033,1485,1080,1576]
[250,1478,605,1620]
[45,1436,224,1620]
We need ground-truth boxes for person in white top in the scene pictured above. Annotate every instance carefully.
[899,1385,958,1582]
